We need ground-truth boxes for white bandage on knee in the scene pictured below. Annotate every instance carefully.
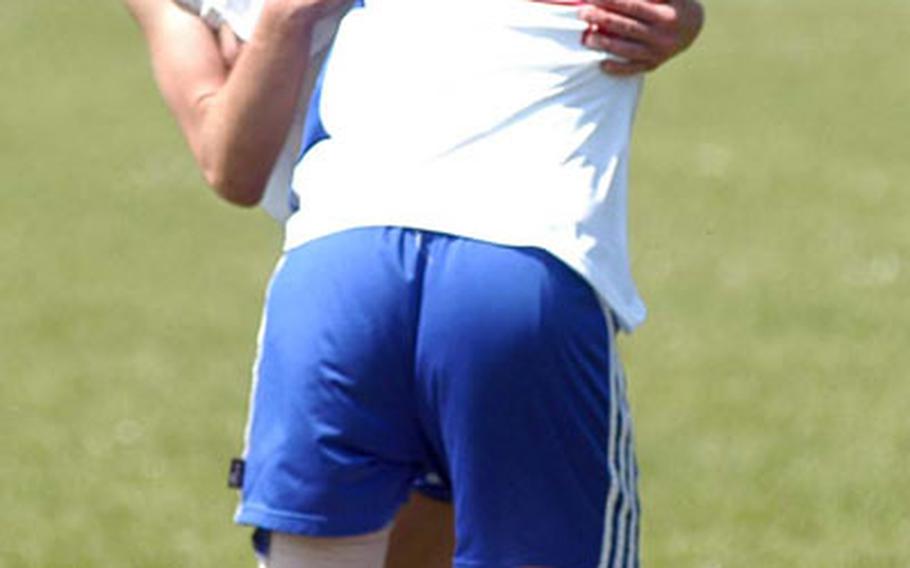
[258,527,392,568]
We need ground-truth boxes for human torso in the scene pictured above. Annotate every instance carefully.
[287,0,647,329]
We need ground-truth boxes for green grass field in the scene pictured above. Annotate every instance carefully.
[2,1,908,566]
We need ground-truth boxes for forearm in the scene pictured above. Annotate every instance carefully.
[195,10,316,205]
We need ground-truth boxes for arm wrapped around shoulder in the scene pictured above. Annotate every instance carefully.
[154,0,351,217]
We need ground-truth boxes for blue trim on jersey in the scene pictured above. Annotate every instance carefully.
[289,0,365,213]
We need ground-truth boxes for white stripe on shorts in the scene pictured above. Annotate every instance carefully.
[240,255,287,462]
[597,307,638,568]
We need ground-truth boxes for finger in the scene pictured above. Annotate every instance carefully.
[583,33,657,66]
[579,6,654,44]
[218,24,243,69]
[600,58,654,76]
[667,0,705,50]
[583,0,671,26]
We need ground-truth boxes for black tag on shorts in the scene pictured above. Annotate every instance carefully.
[228,458,245,489]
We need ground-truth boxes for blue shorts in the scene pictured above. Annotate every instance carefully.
[235,227,639,568]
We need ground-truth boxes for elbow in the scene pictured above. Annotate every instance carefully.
[193,108,266,208]
[202,161,264,208]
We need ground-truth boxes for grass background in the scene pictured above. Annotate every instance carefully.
[1,1,908,566]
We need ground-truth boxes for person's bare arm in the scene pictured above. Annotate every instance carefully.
[581,0,705,76]
[125,0,338,206]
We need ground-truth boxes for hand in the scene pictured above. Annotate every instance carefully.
[261,0,352,22]
[579,0,705,76]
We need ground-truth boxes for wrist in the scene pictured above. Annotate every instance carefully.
[257,1,323,41]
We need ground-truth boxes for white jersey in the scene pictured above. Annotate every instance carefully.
[209,0,648,330]
[288,0,646,330]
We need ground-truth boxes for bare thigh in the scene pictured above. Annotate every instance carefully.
[259,493,454,568]
[385,492,454,568]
